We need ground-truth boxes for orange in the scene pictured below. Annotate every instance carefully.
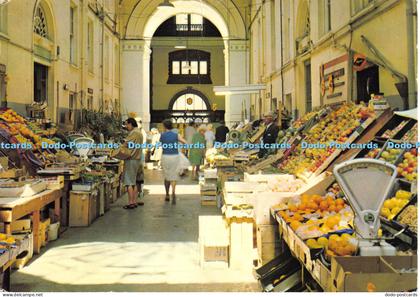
[328,205,336,212]
[336,198,345,205]
[319,201,328,211]
[293,213,303,222]
[288,205,298,212]
[290,221,302,231]
[308,202,318,210]
[335,204,344,212]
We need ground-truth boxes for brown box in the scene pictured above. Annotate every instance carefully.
[331,256,417,292]
[204,246,229,262]
[69,191,98,227]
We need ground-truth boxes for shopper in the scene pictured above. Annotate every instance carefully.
[160,119,187,204]
[258,111,280,158]
[189,124,206,180]
[122,118,143,209]
[150,128,162,168]
[215,121,229,143]
[184,121,196,155]
[204,124,215,149]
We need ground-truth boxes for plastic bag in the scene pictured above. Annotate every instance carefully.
[177,153,190,175]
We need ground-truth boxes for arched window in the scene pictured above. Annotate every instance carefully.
[168,50,211,84]
[171,93,208,111]
[34,5,48,38]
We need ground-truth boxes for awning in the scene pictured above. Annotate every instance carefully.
[394,108,418,121]
[213,84,266,95]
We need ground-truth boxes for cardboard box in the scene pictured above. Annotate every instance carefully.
[331,256,417,292]
[199,216,229,266]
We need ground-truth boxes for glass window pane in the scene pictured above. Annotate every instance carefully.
[181,61,189,74]
[191,14,203,25]
[176,14,188,24]
[172,61,180,74]
[190,61,198,74]
[200,61,207,74]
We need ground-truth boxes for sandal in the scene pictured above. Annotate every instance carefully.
[123,204,136,209]
[137,201,145,206]
[165,195,170,201]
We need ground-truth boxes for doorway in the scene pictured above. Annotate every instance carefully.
[304,60,312,113]
[356,65,379,103]
[34,62,48,103]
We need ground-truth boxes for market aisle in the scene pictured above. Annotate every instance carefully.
[11,169,259,292]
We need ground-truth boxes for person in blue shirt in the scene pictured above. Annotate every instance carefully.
[159,119,187,204]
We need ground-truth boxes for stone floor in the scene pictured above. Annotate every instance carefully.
[11,169,259,292]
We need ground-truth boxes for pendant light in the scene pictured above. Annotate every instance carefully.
[157,0,174,9]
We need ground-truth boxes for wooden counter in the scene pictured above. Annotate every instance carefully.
[0,189,61,254]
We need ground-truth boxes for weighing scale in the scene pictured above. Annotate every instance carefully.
[72,137,94,161]
[333,158,397,256]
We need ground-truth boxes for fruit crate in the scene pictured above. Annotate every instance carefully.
[376,139,406,165]
[375,114,416,140]
[353,139,386,159]
[380,179,413,222]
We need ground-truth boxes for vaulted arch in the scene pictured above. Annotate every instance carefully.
[32,0,56,42]
[123,0,246,39]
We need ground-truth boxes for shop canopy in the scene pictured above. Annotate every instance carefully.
[394,108,417,121]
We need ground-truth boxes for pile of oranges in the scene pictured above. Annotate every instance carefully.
[325,233,357,257]
[288,194,346,214]
[0,109,25,124]
[306,233,357,257]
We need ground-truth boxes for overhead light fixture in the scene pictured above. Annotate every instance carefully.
[213,84,266,96]
[157,0,174,9]
[174,45,187,49]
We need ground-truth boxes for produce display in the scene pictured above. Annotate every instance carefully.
[381,120,410,138]
[278,194,354,239]
[365,147,381,159]
[279,104,375,176]
[401,123,417,142]
[377,147,403,163]
[380,190,412,220]
[264,175,305,192]
[0,108,56,150]
[396,149,418,181]
[398,205,417,233]
[306,233,358,257]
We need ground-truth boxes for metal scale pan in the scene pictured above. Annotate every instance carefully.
[333,158,398,256]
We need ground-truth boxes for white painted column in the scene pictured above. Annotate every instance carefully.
[225,40,250,127]
[121,40,151,130]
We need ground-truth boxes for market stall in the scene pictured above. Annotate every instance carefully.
[201,104,418,292]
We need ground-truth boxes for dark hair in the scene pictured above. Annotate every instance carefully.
[189,121,195,127]
[126,118,138,128]
[162,119,173,130]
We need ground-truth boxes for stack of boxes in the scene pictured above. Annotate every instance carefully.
[256,224,281,266]
[200,169,218,206]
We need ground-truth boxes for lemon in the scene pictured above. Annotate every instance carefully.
[341,233,352,241]
[383,200,393,209]
[391,207,401,215]
[396,190,411,200]
[317,237,329,247]
[329,234,340,241]
[387,214,395,220]
[381,207,391,217]
[397,199,407,208]
[306,238,318,248]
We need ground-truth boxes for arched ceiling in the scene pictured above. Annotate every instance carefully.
[118,0,249,39]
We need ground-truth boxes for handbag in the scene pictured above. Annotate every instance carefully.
[111,145,132,160]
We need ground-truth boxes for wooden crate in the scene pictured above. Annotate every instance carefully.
[228,217,255,270]
[42,176,65,190]
[69,191,98,227]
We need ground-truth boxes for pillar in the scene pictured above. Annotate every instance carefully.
[121,40,151,130]
[225,40,250,127]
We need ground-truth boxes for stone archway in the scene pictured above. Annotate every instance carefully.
[32,0,56,121]
[120,0,249,129]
